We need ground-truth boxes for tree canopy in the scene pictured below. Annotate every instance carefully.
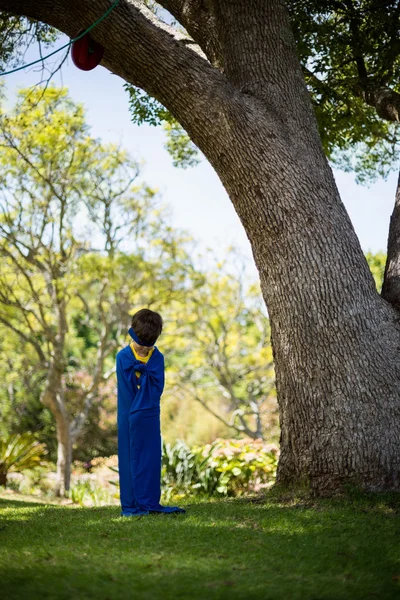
[124,0,400,181]
[1,1,400,180]
[288,0,400,183]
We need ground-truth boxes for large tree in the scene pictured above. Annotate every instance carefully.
[1,0,400,495]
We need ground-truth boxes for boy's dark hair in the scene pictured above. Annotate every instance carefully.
[131,309,163,346]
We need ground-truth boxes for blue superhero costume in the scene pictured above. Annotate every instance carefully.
[116,327,185,516]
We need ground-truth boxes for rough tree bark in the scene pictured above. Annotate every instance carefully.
[40,363,71,497]
[2,0,400,495]
[382,172,400,310]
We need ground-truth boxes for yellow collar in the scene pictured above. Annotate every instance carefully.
[130,342,154,362]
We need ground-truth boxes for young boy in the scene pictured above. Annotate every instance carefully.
[116,308,185,517]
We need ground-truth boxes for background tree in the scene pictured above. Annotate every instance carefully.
[1,0,400,495]
[0,327,51,444]
[2,250,383,457]
[163,252,278,441]
[0,85,194,495]
[0,13,56,72]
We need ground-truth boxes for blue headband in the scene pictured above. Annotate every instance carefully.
[128,327,154,347]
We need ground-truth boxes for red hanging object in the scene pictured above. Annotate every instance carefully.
[71,31,105,71]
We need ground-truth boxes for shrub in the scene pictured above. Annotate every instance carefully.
[68,478,113,506]
[109,437,278,500]
[17,463,55,496]
[193,437,278,496]
[0,432,47,487]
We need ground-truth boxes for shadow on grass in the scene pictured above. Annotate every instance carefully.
[0,498,58,509]
[0,492,399,600]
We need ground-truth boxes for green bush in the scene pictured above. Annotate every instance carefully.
[5,477,22,493]
[18,463,55,496]
[165,437,278,498]
[162,439,200,493]
[0,432,47,487]
[68,478,113,506]
[69,480,91,505]
[108,438,278,500]
[213,438,278,495]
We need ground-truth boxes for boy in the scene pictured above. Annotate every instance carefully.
[116,308,185,517]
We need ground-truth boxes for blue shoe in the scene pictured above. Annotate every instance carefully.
[148,506,186,514]
[120,509,150,517]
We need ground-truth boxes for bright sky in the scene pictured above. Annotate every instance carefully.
[3,38,398,284]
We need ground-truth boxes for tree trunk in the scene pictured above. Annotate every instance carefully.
[2,0,400,495]
[41,374,72,497]
[382,171,400,310]
[0,472,7,486]
[54,412,72,497]
[205,115,400,494]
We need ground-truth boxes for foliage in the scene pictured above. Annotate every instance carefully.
[161,253,278,441]
[68,478,113,506]
[124,84,171,126]
[110,437,278,500]
[0,328,54,452]
[70,378,118,463]
[163,119,200,168]
[0,431,47,485]
[0,241,279,459]
[12,463,55,496]
[365,250,386,292]
[0,85,199,476]
[287,0,400,183]
[0,14,57,71]
[191,437,278,497]
[122,2,400,182]
[162,439,201,494]
[125,83,200,168]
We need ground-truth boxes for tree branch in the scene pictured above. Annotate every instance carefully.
[70,280,117,440]
[0,246,53,335]
[344,1,400,122]
[0,314,47,364]
[0,0,232,144]
[361,85,400,122]
[156,0,222,67]
[172,382,258,437]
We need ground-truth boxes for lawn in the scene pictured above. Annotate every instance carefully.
[0,487,399,600]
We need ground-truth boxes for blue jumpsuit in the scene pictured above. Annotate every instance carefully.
[116,343,185,517]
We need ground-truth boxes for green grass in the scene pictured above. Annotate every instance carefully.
[0,488,399,600]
